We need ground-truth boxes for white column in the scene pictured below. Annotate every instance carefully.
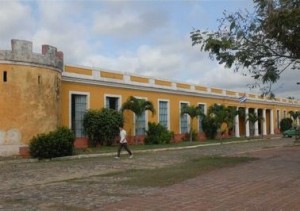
[270,109,274,135]
[262,109,267,135]
[235,108,240,138]
[254,108,259,136]
[245,107,250,137]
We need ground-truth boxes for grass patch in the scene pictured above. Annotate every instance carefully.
[104,156,257,187]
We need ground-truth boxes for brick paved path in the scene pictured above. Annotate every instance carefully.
[0,137,299,210]
[99,145,300,211]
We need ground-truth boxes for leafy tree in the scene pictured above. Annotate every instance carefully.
[280,117,293,132]
[121,96,155,142]
[191,0,300,97]
[181,105,204,142]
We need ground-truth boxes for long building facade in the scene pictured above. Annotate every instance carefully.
[1,40,300,147]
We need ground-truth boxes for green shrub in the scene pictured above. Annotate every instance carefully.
[29,127,75,159]
[280,118,293,132]
[202,116,218,139]
[82,110,102,147]
[98,108,124,146]
[144,122,173,145]
[83,108,123,146]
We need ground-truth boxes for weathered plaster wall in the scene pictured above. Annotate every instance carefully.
[0,39,63,145]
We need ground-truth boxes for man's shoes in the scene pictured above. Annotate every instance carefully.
[115,156,120,159]
[129,155,133,159]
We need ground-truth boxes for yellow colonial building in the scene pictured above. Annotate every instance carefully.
[1,40,300,148]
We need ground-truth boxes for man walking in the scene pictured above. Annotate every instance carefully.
[115,125,133,159]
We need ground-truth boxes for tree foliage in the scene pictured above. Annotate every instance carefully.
[83,108,123,146]
[280,117,293,132]
[144,122,173,145]
[181,105,204,142]
[29,127,75,159]
[288,110,300,122]
[203,104,240,139]
[246,112,264,136]
[121,96,156,117]
[191,0,300,97]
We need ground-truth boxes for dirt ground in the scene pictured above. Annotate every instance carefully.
[0,137,298,210]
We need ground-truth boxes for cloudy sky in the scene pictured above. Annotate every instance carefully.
[1,0,299,99]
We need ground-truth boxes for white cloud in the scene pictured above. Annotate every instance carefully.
[0,1,34,47]
[0,0,298,100]
[92,2,168,39]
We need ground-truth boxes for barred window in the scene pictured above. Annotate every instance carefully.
[135,111,146,135]
[159,101,168,128]
[180,102,188,133]
[198,104,205,132]
[71,94,87,137]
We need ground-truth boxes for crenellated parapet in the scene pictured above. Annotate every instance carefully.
[0,39,63,71]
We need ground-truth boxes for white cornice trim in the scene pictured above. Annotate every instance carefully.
[62,74,300,108]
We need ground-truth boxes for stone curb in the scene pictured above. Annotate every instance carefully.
[0,136,282,164]
[47,136,283,161]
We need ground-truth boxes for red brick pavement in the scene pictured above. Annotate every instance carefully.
[97,146,300,211]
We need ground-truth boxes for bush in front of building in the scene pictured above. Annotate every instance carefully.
[83,108,124,146]
[29,127,75,159]
[202,115,218,139]
[144,122,173,144]
[280,118,293,132]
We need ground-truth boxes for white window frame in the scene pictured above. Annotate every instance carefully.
[179,101,190,134]
[157,99,170,130]
[69,91,90,138]
[104,94,122,110]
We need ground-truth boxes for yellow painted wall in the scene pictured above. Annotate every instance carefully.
[100,71,123,80]
[155,79,172,87]
[0,64,61,144]
[177,83,190,89]
[61,64,300,139]
[65,66,92,76]
[61,80,231,136]
[130,76,149,83]
[195,86,207,92]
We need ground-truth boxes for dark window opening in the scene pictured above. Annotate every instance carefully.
[71,94,87,138]
[106,97,119,110]
[3,71,7,82]
[38,75,41,84]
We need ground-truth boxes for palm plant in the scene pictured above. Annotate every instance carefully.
[246,112,264,136]
[225,106,240,136]
[181,105,204,142]
[121,96,155,142]
[288,111,300,127]
[208,104,228,141]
